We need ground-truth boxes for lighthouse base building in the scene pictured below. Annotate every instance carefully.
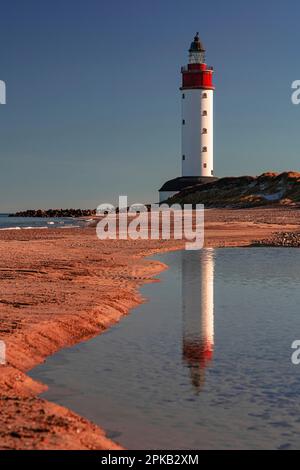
[159,175,216,203]
[159,33,218,203]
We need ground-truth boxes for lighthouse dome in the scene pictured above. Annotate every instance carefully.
[189,32,205,52]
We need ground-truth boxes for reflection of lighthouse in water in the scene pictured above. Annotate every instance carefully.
[182,249,215,392]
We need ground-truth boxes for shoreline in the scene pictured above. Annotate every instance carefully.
[1,207,300,449]
[0,228,182,450]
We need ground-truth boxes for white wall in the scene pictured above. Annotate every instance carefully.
[181,89,213,177]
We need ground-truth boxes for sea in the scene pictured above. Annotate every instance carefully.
[0,213,91,230]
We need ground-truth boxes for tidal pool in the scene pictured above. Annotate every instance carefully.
[30,248,300,449]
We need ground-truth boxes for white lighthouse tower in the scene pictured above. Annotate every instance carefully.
[181,33,214,177]
[159,33,217,202]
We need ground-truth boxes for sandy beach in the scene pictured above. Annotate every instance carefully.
[1,207,300,450]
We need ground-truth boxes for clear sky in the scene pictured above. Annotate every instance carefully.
[0,0,299,212]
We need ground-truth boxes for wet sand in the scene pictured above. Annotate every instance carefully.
[0,207,300,449]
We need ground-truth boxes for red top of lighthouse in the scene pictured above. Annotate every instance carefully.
[181,33,214,91]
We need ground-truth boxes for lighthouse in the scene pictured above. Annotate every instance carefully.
[159,33,217,202]
[181,33,214,177]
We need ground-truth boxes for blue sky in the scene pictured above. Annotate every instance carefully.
[0,0,299,211]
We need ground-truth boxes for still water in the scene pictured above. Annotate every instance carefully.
[30,248,300,450]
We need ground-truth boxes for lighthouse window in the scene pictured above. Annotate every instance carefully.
[202,146,207,152]
[203,93,207,98]
[182,93,185,99]
[203,163,207,168]
[211,170,214,175]
[182,155,185,161]
[182,119,185,125]
[202,128,207,134]
[203,110,207,116]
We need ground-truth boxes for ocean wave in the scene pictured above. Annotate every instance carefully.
[0,226,49,231]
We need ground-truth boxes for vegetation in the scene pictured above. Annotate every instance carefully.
[167,172,300,208]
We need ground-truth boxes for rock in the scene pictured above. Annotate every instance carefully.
[10,209,96,218]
